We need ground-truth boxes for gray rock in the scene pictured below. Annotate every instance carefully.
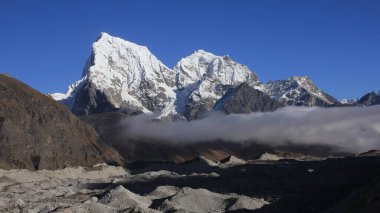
[215,82,284,114]
[357,91,380,106]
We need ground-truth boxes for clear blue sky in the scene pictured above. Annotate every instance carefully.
[1,0,379,99]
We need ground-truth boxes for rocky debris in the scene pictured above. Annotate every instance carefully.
[157,187,268,212]
[1,156,380,212]
[180,156,218,167]
[0,74,124,170]
[258,153,283,161]
[0,164,268,213]
[98,185,152,210]
[219,155,246,167]
[0,164,128,212]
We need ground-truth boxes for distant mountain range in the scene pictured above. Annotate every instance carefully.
[1,33,379,169]
[51,33,379,120]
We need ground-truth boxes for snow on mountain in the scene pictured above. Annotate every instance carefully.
[174,50,259,119]
[52,32,177,115]
[50,78,86,109]
[175,50,258,89]
[340,98,358,105]
[258,76,339,107]
[52,33,340,119]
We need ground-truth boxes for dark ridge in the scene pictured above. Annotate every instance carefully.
[0,74,124,170]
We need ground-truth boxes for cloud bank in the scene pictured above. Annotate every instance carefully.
[122,106,380,153]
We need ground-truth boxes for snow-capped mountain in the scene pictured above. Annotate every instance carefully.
[174,50,260,119]
[52,33,339,119]
[258,76,339,107]
[340,98,358,105]
[51,32,177,116]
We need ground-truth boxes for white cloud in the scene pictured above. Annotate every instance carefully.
[122,106,380,153]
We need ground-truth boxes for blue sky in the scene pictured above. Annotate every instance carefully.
[0,0,379,99]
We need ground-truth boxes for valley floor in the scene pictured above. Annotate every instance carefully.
[1,155,380,213]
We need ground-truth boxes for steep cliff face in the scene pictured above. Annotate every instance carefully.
[51,32,177,116]
[0,75,124,170]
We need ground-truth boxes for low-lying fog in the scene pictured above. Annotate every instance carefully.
[122,106,380,154]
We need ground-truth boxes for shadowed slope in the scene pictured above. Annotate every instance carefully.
[0,74,124,170]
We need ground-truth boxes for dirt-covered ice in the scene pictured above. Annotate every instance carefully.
[0,162,268,212]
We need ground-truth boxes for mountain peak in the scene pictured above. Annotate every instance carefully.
[259,75,338,106]
[188,50,232,62]
[186,49,218,61]
[97,32,112,39]
[52,33,340,119]
[54,33,177,115]
[194,49,213,54]
[175,50,258,89]
[288,76,310,81]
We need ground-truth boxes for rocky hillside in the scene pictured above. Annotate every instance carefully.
[52,33,338,120]
[0,75,124,170]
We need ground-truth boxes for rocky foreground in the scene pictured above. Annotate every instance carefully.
[1,154,380,213]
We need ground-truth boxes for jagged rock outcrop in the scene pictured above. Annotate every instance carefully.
[0,74,124,170]
[214,82,284,114]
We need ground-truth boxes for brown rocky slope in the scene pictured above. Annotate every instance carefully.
[0,74,124,170]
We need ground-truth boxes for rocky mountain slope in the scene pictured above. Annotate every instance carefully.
[174,50,260,119]
[339,90,380,106]
[258,76,340,107]
[214,82,284,114]
[357,91,380,106]
[0,74,124,170]
[52,33,338,119]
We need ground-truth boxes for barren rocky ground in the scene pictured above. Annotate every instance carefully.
[1,154,380,213]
